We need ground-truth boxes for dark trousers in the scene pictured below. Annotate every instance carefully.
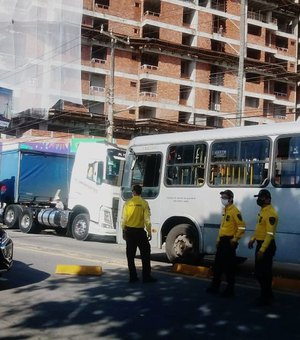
[125,228,151,280]
[211,236,236,290]
[255,240,276,300]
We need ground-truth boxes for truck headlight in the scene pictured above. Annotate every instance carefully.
[104,210,112,224]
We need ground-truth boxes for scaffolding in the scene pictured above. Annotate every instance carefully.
[0,0,83,118]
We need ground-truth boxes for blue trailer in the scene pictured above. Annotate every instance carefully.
[0,141,74,231]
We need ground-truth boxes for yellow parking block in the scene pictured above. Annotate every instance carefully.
[173,263,212,278]
[273,276,300,293]
[55,264,103,276]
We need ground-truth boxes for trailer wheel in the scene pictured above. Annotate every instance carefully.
[4,204,23,228]
[19,209,40,234]
[71,213,90,241]
[165,223,199,264]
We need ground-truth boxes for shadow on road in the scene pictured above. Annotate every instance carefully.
[0,260,50,291]
[1,267,300,339]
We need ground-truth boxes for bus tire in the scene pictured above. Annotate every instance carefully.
[19,209,41,234]
[166,223,199,264]
[4,204,23,228]
[71,213,90,241]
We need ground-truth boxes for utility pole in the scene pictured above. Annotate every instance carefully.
[107,35,115,143]
[236,0,246,126]
[100,26,130,143]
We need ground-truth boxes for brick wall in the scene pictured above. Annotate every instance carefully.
[195,88,210,109]
[160,2,182,26]
[159,27,182,44]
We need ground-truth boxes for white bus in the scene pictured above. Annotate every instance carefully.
[117,121,300,264]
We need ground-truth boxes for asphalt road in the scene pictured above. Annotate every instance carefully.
[1,229,300,339]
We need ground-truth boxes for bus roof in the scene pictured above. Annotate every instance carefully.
[130,121,300,147]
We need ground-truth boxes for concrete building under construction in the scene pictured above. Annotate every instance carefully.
[5,0,300,140]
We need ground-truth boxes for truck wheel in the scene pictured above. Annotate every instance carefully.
[166,224,199,264]
[4,204,23,228]
[19,209,41,234]
[71,213,90,241]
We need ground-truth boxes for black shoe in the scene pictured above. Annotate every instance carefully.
[220,289,234,298]
[129,277,139,283]
[206,286,219,295]
[143,277,157,283]
[255,297,273,306]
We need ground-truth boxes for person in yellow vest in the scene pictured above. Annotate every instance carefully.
[121,184,157,283]
[248,189,278,306]
[207,190,246,297]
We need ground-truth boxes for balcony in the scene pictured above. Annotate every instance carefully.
[90,86,105,95]
[91,58,106,65]
[140,64,158,71]
[144,10,160,17]
[139,91,157,98]
[274,91,287,98]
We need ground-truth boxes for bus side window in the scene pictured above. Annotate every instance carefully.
[210,139,270,186]
[274,136,300,187]
[166,143,207,187]
[167,166,178,185]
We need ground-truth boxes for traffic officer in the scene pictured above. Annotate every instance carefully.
[207,190,246,297]
[121,184,157,283]
[248,189,278,306]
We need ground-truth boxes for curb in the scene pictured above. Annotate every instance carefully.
[55,264,103,276]
[172,263,212,278]
[273,277,300,293]
[173,263,300,293]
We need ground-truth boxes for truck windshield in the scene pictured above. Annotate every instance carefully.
[106,148,126,186]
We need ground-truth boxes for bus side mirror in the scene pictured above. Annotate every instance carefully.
[96,162,104,185]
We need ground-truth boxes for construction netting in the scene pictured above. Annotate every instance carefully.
[0,0,83,119]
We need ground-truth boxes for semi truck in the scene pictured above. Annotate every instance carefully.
[0,141,125,240]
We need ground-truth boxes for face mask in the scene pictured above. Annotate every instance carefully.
[221,198,230,206]
[256,198,264,206]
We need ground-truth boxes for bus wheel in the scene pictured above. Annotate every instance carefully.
[4,204,23,228]
[19,209,41,234]
[166,224,199,264]
[71,213,90,241]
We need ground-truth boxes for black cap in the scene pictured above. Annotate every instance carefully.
[132,184,142,195]
[254,189,271,199]
[220,190,234,199]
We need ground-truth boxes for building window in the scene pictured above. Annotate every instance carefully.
[95,0,109,9]
[142,25,159,39]
[246,73,260,84]
[245,96,259,108]
[247,48,261,60]
[248,24,261,36]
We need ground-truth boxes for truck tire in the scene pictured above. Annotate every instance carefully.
[71,213,90,241]
[165,223,199,264]
[19,209,41,234]
[4,204,23,228]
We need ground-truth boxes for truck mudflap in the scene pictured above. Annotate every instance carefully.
[37,208,70,228]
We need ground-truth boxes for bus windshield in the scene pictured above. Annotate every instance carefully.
[121,151,162,200]
[106,148,125,186]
